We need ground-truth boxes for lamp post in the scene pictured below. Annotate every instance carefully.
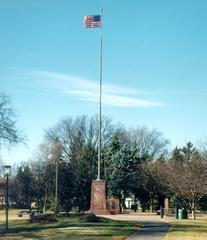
[51,138,61,217]
[54,156,58,217]
[4,165,11,230]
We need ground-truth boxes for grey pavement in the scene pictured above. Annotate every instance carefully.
[127,221,170,240]
[100,213,171,240]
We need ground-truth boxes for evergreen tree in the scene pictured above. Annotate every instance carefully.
[103,133,124,184]
[110,144,135,208]
[171,142,198,163]
[58,161,74,214]
[16,166,34,209]
[73,142,97,211]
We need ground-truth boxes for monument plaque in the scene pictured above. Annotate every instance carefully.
[107,198,120,215]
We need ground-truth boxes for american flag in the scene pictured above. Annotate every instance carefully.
[84,15,101,28]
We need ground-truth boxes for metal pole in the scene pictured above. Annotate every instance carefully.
[160,206,164,218]
[98,8,103,180]
[175,205,178,219]
[54,158,58,216]
[5,174,9,230]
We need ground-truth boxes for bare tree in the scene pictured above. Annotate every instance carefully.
[155,143,207,220]
[0,93,24,146]
[30,143,51,212]
[45,115,117,163]
[127,126,169,160]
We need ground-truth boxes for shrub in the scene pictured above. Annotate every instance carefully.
[29,213,57,223]
[131,204,138,212]
[79,213,100,222]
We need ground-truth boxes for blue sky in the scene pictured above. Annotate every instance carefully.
[1,0,207,164]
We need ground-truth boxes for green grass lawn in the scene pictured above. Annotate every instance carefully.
[0,208,24,214]
[165,219,207,240]
[0,215,139,240]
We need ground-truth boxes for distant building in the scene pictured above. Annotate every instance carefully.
[125,197,133,209]
[125,196,141,211]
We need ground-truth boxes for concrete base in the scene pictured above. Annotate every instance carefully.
[89,179,109,215]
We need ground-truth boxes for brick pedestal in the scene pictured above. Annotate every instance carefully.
[107,198,120,214]
[89,179,109,215]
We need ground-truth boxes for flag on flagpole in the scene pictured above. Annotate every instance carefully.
[84,15,101,28]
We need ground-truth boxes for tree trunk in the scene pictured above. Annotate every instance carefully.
[43,192,47,213]
[191,199,196,220]
[149,193,153,213]
[43,184,48,213]
[192,209,196,220]
[150,201,153,213]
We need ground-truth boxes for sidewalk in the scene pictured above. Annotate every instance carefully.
[127,221,170,240]
[101,213,170,240]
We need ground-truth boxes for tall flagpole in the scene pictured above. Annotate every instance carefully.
[97,8,103,180]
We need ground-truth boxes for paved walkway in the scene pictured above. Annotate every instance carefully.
[101,213,170,240]
[127,221,170,240]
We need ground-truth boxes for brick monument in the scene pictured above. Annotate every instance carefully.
[107,198,120,215]
[89,179,109,215]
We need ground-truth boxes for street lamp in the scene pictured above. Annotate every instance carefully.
[54,155,59,217]
[4,165,11,230]
[50,138,61,217]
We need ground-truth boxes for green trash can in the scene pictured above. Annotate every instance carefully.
[178,209,188,219]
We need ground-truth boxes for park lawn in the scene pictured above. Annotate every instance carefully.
[165,219,207,240]
[0,208,24,215]
[0,215,139,240]
[0,208,31,219]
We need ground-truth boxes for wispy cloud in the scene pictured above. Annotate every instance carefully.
[11,69,164,108]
